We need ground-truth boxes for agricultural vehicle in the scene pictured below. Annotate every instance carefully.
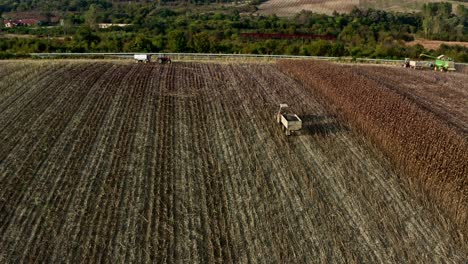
[419,54,456,72]
[402,58,432,70]
[276,104,302,136]
[134,54,152,63]
[156,55,172,64]
[134,54,172,64]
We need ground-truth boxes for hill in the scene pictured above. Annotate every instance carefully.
[257,0,468,16]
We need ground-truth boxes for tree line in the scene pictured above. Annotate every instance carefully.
[0,2,467,61]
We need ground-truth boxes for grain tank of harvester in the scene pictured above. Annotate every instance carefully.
[419,54,456,72]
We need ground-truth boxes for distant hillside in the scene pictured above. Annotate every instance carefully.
[257,0,468,16]
[360,0,468,12]
[0,0,243,12]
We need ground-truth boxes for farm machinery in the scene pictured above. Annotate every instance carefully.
[156,55,172,64]
[134,54,172,64]
[403,54,455,72]
[276,104,302,136]
[420,54,455,72]
[402,58,432,70]
[134,54,152,63]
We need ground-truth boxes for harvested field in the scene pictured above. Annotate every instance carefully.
[257,0,359,16]
[0,60,467,262]
[406,39,468,50]
[278,60,468,237]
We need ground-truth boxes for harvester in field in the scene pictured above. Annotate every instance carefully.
[276,104,302,136]
[419,54,456,72]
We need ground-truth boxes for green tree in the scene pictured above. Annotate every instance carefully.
[84,4,100,30]
[167,30,187,52]
[192,32,211,53]
[129,34,154,52]
[75,26,100,49]
[456,5,467,17]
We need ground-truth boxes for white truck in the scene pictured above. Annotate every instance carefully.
[403,58,434,70]
[134,54,152,63]
[276,104,302,136]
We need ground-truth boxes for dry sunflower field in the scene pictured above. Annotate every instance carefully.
[0,60,467,262]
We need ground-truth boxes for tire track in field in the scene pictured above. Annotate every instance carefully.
[145,65,171,263]
[110,65,156,263]
[181,65,223,263]
[153,68,176,263]
[0,64,108,231]
[199,63,261,262]
[170,65,201,263]
[130,65,162,263]
[226,64,319,261]
[37,63,127,262]
[90,65,148,262]
[23,63,124,262]
[217,66,281,261]
[183,100,202,263]
[138,65,164,263]
[197,65,236,263]
[58,64,140,262]
[140,65,167,263]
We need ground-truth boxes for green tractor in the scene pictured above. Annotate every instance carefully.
[419,54,456,72]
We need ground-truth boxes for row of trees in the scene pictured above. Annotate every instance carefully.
[421,3,467,41]
[1,2,467,61]
[0,0,242,12]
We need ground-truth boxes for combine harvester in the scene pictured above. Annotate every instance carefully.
[420,54,456,72]
[276,104,302,136]
[403,54,456,72]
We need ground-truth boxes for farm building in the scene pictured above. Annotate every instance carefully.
[3,19,40,28]
[98,23,131,29]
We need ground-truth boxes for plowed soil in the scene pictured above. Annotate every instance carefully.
[0,60,466,262]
